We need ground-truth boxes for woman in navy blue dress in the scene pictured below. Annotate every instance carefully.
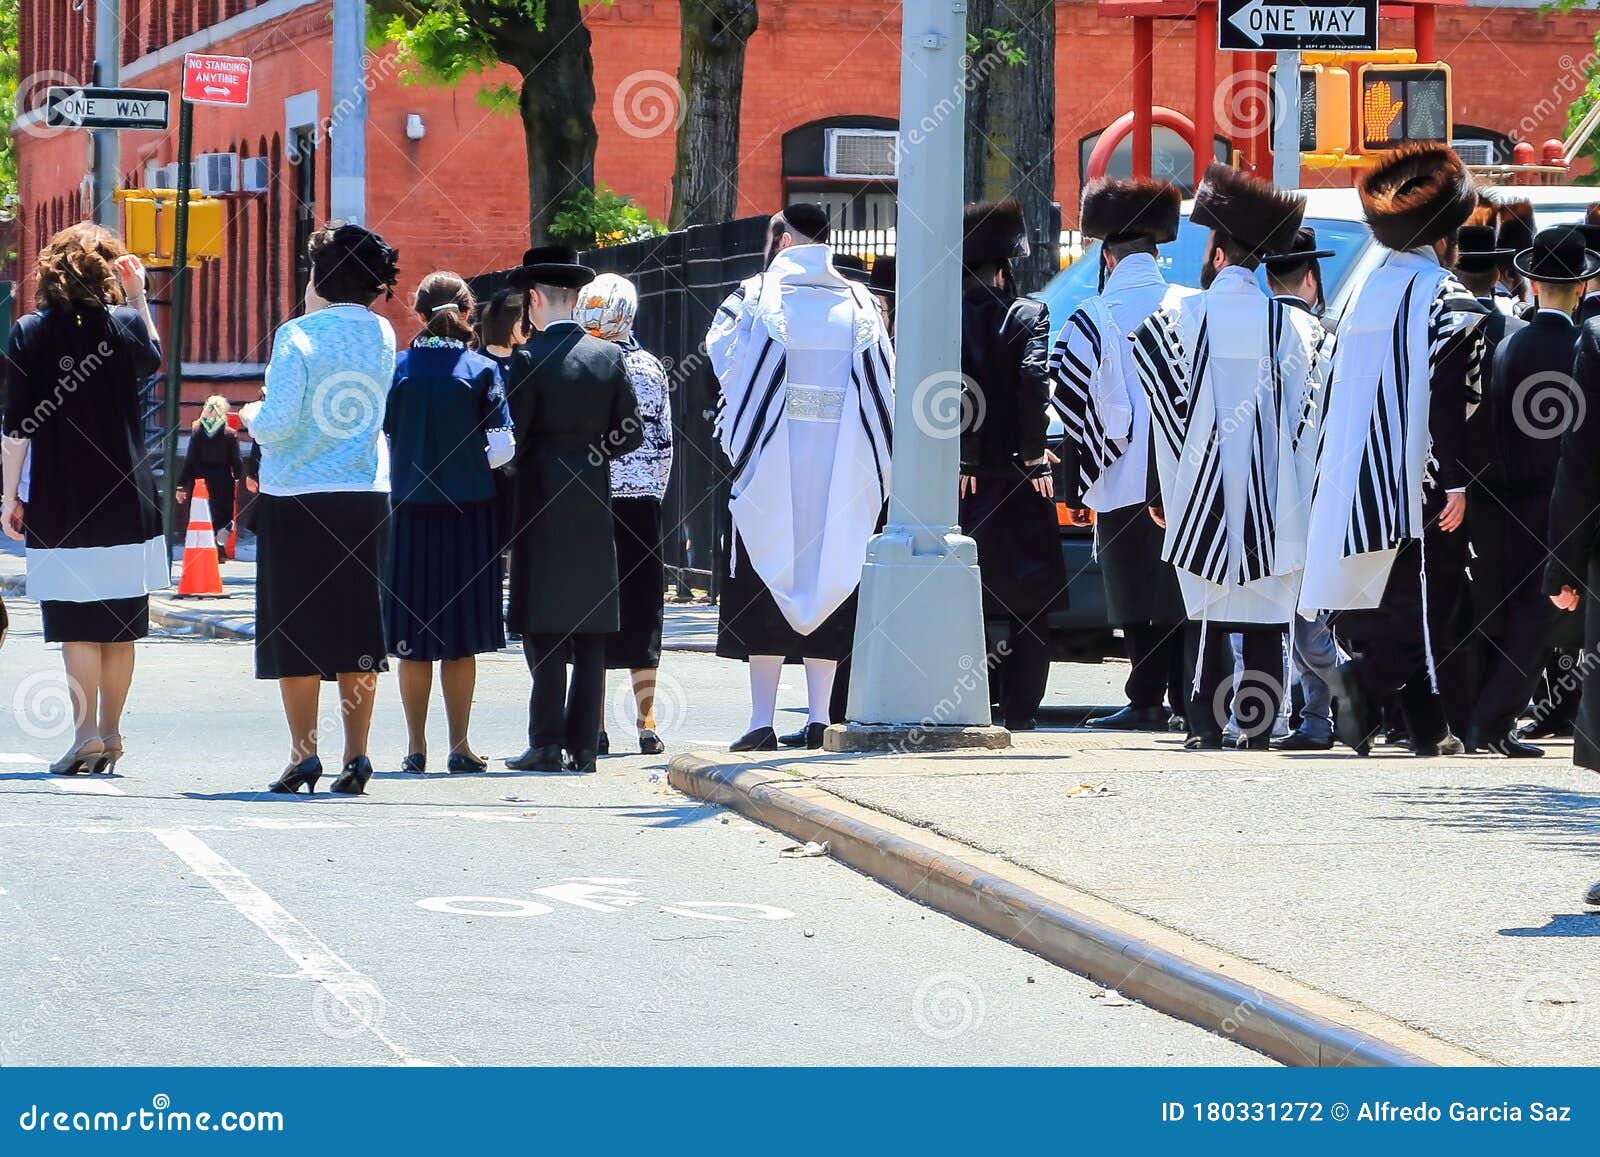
[383,272,515,773]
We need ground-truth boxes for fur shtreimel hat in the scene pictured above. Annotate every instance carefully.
[1189,163,1305,259]
[1495,198,1537,258]
[1079,178,1181,244]
[1358,143,1477,252]
[962,199,1030,268]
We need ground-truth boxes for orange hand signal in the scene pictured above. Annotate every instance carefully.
[1364,81,1404,140]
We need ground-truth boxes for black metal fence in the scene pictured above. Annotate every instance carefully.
[469,215,773,599]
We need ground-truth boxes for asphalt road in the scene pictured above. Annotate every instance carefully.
[0,598,1263,1066]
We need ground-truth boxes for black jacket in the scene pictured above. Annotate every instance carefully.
[1461,301,1529,490]
[958,285,1051,478]
[1544,315,1600,594]
[505,323,642,636]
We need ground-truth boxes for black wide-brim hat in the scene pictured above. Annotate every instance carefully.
[1511,224,1600,284]
[1260,226,1335,270]
[833,254,870,284]
[509,244,594,290]
[1190,163,1305,260]
[1453,224,1514,272]
[867,254,895,298]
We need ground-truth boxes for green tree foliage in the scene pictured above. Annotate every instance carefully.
[1,0,19,218]
[549,184,665,248]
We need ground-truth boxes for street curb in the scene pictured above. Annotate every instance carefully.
[668,750,1492,1069]
[149,600,256,641]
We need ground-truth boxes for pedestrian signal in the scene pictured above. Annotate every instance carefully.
[115,189,226,267]
[1269,64,1351,154]
[1358,63,1451,150]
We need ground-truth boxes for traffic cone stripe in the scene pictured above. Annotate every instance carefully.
[176,478,225,598]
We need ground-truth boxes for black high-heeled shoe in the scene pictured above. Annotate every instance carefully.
[447,752,488,774]
[637,729,665,755]
[328,755,373,795]
[400,752,426,774]
[269,757,322,795]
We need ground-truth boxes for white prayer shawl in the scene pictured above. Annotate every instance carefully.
[1298,249,1480,613]
[1130,265,1330,624]
[707,244,894,634]
[1049,253,1189,512]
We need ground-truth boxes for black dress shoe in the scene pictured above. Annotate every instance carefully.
[597,731,610,756]
[565,750,598,773]
[1484,732,1544,758]
[447,752,489,774]
[328,755,373,795]
[801,722,826,749]
[400,752,426,774]
[1328,662,1374,755]
[1087,705,1169,732]
[1183,734,1224,751]
[507,745,564,772]
[638,729,666,755]
[1272,729,1334,751]
[1409,733,1465,757]
[778,726,809,748]
[1005,718,1038,732]
[730,726,778,752]
[269,757,322,794]
[1519,719,1574,741]
[1233,733,1272,751]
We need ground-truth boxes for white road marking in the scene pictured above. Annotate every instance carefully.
[151,828,458,1066]
[0,752,44,764]
[52,777,125,796]
[659,901,795,922]
[416,896,554,918]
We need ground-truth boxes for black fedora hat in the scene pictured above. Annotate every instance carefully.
[1582,223,1600,257]
[867,254,895,298]
[1453,224,1514,273]
[1260,226,1336,270]
[510,244,594,290]
[1512,224,1600,285]
[833,254,870,284]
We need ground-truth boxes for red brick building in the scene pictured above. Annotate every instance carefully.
[11,0,1600,399]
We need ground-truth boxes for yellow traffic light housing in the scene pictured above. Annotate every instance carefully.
[1357,63,1452,151]
[114,188,225,267]
[1270,65,1352,155]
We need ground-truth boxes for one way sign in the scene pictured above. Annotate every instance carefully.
[1219,0,1378,52]
[45,86,171,131]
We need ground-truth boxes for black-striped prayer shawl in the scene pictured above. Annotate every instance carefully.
[1049,305,1119,496]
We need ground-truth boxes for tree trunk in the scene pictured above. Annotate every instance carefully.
[671,0,759,228]
[963,0,1057,294]
[492,0,599,245]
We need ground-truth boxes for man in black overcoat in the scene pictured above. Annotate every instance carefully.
[1466,226,1596,756]
[504,246,643,773]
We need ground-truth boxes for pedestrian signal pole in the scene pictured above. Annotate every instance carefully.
[161,96,194,541]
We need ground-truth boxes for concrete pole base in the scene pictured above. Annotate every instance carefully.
[823,722,1012,753]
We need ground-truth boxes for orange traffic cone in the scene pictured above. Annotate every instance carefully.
[176,478,225,598]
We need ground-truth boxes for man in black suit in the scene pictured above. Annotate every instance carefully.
[1466,226,1596,756]
[1578,209,1600,325]
[503,246,643,773]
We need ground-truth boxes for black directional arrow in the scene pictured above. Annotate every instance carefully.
[44,86,171,131]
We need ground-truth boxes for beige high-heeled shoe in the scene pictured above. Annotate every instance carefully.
[49,739,107,777]
[100,734,124,775]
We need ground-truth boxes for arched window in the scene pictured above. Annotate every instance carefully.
[781,116,899,232]
[256,135,271,358]
[1077,126,1229,197]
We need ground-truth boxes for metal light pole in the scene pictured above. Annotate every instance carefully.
[330,0,368,225]
[832,0,1005,751]
[1272,49,1302,189]
[91,0,122,227]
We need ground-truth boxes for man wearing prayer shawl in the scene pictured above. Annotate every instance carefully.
[1129,164,1331,751]
[707,204,894,753]
[1299,144,1487,756]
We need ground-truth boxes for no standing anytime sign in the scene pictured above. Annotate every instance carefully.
[182,53,253,107]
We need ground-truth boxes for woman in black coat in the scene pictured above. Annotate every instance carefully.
[502,247,642,773]
[177,395,243,560]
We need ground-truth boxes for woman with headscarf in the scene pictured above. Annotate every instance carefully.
[177,394,243,561]
[242,223,400,796]
[384,272,514,774]
[2,223,166,775]
[575,273,673,755]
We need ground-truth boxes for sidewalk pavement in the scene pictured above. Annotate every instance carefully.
[670,731,1600,1067]
[0,539,721,651]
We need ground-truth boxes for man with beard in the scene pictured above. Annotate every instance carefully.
[1051,178,1189,732]
[1300,144,1487,757]
[957,200,1067,729]
[1129,165,1329,750]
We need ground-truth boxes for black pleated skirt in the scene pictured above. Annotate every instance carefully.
[607,496,665,670]
[41,596,149,643]
[715,534,858,662]
[383,500,506,662]
[255,491,390,680]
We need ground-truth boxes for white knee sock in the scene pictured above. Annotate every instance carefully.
[803,658,837,726]
[747,655,782,732]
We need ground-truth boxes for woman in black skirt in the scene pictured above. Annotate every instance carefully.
[176,395,243,561]
[574,274,673,755]
[3,224,167,776]
[242,224,400,796]
[384,272,514,773]
[474,287,527,556]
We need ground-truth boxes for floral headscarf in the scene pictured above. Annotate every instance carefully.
[574,273,638,343]
[198,394,230,436]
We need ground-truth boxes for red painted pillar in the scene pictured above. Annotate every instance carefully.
[1414,4,1436,62]
[1133,16,1154,178]
[1195,2,1217,184]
